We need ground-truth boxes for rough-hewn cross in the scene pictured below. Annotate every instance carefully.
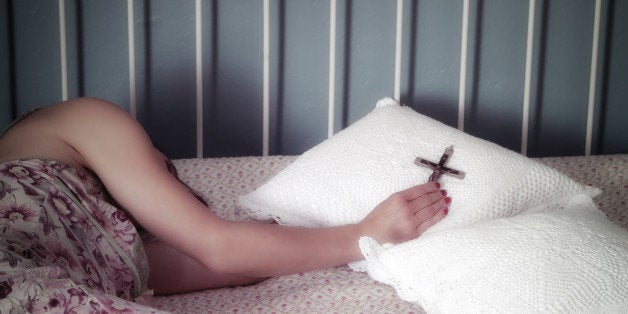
[414,146,466,182]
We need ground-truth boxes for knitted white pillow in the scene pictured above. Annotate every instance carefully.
[238,98,598,234]
[359,196,628,312]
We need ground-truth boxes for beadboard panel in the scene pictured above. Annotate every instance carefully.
[1,0,626,158]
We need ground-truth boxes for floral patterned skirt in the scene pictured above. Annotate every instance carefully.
[0,159,163,313]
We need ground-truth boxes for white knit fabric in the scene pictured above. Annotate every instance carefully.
[235,97,625,311]
[360,196,628,312]
[238,98,598,235]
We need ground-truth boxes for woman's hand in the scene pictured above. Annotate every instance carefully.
[358,182,449,244]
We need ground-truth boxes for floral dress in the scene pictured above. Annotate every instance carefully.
[0,159,164,313]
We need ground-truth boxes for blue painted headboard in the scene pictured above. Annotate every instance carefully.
[1,0,626,159]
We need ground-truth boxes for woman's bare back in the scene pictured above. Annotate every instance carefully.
[0,102,87,169]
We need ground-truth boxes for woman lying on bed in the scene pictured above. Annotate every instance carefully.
[0,97,449,311]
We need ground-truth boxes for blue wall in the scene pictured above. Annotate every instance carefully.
[1,0,627,159]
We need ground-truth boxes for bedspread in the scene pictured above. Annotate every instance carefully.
[153,154,627,313]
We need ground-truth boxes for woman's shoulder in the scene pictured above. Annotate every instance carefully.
[0,98,130,170]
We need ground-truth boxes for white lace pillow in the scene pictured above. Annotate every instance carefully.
[359,197,628,312]
[238,98,598,234]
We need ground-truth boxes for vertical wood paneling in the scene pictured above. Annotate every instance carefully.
[585,0,602,156]
[328,0,338,138]
[80,1,130,109]
[345,0,396,125]
[12,0,63,112]
[262,0,270,156]
[127,0,137,117]
[200,0,214,158]
[58,0,68,101]
[63,0,79,100]
[0,0,626,157]
[205,0,263,157]
[142,0,196,158]
[464,0,528,152]
[131,0,147,125]
[458,0,470,132]
[330,0,349,136]
[598,0,628,154]
[195,0,203,158]
[393,0,403,101]
[521,0,537,156]
[0,1,12,127]
[528,0,595,157]
[277,0,328,155]
[403,0,462,128]
[266,0,281,155]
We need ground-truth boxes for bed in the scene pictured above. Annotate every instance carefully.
[151,153,627,313]
[2,1,627,312]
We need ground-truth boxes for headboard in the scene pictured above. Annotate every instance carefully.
[1,0,626,159]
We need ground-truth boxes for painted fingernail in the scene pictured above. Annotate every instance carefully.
[435,182,441,189]
[441,190,447,196]
[444,208,449,215]
[445,197,451,204]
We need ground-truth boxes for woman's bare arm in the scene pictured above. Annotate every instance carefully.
[144,240,267,294]
[50,98,448,278]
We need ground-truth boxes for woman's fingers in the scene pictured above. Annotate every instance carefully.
[409,189,446,208]
[397,182,441,201]
[413,195,450,222]
[416,206,448,235]
[409,189,450,236]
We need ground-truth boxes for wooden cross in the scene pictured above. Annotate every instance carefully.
[414,146,466,182]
